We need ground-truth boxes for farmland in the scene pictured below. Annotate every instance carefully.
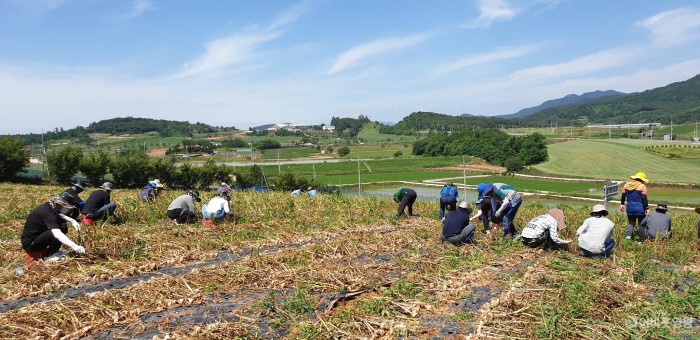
[534,139,700,183]
[1,184,699,338]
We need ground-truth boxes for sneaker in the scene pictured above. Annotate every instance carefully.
[172,219,182,225]
[625,236,632,240]
[44,251,67,262]
[485,230,491,235]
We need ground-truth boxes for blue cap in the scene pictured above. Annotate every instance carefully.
[475,183,492,204]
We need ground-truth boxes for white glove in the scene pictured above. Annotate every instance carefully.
[494,211,501,218]
[71,220,81,232]
[72,245,86,254]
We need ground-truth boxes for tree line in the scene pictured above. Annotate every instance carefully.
[5,117,231,144]
[412,130,548,171]
[0,137,316,192]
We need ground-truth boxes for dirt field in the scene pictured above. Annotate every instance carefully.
[1,184,699,338]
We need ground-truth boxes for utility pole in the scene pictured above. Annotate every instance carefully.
[462,155,467,199]
[357,157,361,196]
[41,129,46,179]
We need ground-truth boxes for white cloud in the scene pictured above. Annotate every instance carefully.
[170,32,280,79]
[466,0,517,28]
[328,33,431,74]
[169,3,311,79]
[129,0,156,18]
[508,48,639,84]
[636,7,700,47]
[434,45,539,75]
[268,0,311,30]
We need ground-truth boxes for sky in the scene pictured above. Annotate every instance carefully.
[1,0,700,134]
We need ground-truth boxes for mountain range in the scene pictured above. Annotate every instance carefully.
[497,90,626,119]
[6,74,700,142]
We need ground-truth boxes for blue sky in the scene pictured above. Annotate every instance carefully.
[1,0,700,134]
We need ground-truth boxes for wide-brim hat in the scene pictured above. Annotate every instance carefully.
[51,195,75,209]
[548,208,566,230]
[100,182,114,191]
[629,172,649,183]
[150,179,165,189]
[591,204,608,215]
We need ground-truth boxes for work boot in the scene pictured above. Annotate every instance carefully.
[82,216,94,226]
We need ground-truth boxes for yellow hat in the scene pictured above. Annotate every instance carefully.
[629,172,649,183]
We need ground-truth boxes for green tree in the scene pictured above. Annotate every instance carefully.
[172,163,201,189]
[0,137,29,181]
[150,157,176,186]
[109,151,151,188]
[338,146,350,157]
[504,157,525,172]
[199,158,233,189]
[47,146,83,184]
[79,150,111,186]
[253,139,282,150]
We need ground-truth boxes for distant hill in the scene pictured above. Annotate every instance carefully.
[379,111,510,135]
[9,117,224,144]
[500,90,626,119]
[522,74,700,125]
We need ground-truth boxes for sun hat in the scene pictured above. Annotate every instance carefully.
[50,195,75,209]
[629,172,649,183]
[458,201,469,209]
[188,189,201,202]
[655,203,668,212]
[73,182,85,191]
[547,208,567,230]
[100,182,114,191]
[150,179,165,189]
[591,204,608,215]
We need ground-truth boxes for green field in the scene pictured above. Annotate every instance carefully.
[535,139,700,183]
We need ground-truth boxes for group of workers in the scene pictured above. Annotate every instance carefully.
[18,171,700,263]
[20,180,236,263]
[438,171,695,258]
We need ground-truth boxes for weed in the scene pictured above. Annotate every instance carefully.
[281,289,313,316]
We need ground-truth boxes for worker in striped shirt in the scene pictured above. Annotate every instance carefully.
[521,208,571,250]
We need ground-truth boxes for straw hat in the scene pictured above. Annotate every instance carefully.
[591,204,608,215]
[629,172,649,183]
[547,208,566,230]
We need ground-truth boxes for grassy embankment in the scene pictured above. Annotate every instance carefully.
[535,139,700,184]
[0,183,698,338]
